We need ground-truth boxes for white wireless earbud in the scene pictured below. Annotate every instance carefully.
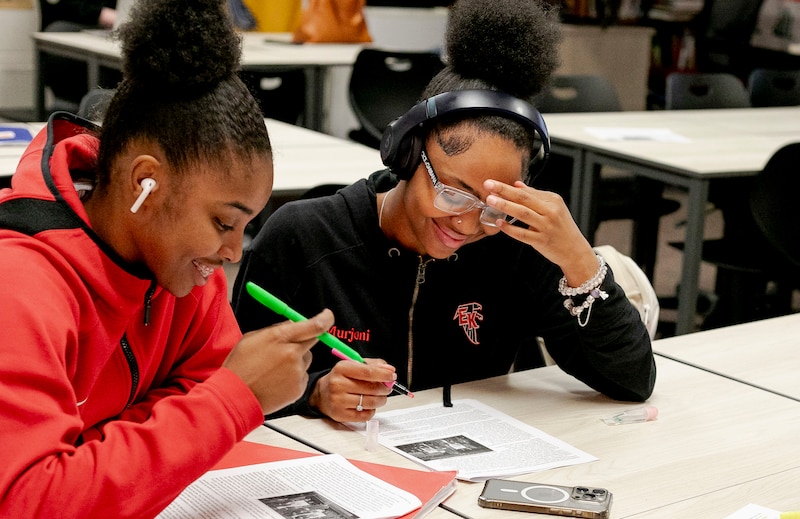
[130,178,156,213]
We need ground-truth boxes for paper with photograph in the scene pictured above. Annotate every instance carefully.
[157,454,421,519]
[347,399,597,482]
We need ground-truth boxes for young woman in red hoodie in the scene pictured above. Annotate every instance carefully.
[0,0,333,516]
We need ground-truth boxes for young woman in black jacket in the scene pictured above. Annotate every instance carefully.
[233,0,656,423]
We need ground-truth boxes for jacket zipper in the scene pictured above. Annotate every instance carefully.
[119,334,140,408]
[119,280,152,408]
[407,256,434,388]
[143,280,156,326]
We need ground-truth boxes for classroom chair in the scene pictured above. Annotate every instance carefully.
[533,74,621,113]
[347,48,445,149]
[533,74,681,278]
[665,72,751,110]
[750,143,800,271]
[670,142,800,329]
[661,72,752,328]
[239,69,307,126]
[77,88,115,122]
[747,68,800,107]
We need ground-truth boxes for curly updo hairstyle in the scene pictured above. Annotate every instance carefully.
[422,0,561,159]
[96,0,270,189]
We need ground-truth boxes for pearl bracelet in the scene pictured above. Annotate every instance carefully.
[558,255,607,297]
[558,254,609,327]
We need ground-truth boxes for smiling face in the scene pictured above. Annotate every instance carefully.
[147,156,272,297]
[88,136,274,294]
[396,130,527,259]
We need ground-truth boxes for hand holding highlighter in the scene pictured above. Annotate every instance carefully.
[245,282,413,397]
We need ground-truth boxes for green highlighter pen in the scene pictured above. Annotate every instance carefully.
[244,281,413,398]
[246,281,364,361]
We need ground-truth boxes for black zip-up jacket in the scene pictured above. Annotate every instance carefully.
[232,174,656,418]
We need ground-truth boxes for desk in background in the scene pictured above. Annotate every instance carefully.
[0,119,383,194]
[32,32,364,132]
[262,326,800,517]
[654,312,800,402]
[543,107,800,335]
[265,118,383,196]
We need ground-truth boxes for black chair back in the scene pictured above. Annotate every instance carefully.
[348,48,444,148]
[77,88,115,122]
[239,70,307,125]
[750,142,800,268]
[748,69,800,108]
[665,72,751,110]
[533,75,621,113]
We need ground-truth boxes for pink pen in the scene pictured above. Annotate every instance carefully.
[331,348,414,398]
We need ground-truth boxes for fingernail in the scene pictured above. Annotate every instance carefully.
[484,179,496,190]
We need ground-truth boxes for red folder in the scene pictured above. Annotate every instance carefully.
[214,441,457,519]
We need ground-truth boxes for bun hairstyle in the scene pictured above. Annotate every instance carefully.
[96,0,270,188]
[435,0,561,101]
[120,0,240,94]
[382,0,561,183]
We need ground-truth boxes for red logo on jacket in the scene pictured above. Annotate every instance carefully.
[453,302,483,345]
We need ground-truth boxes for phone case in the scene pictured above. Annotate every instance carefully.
[478,479,612,519]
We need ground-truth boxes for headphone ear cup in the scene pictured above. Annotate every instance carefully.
[380,124,398,169]
[525,141,548,186]
[381,117,424,180]
[392,133,424,180]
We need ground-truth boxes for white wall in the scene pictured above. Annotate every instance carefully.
[0,9,38,109]
[558,25,654,111]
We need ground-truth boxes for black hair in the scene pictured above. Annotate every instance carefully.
[96,0,270,188]
[422,0,561,157]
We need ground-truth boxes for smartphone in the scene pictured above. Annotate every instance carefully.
[478,478,612,519]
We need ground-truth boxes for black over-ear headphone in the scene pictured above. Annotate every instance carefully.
[380,89,551,183]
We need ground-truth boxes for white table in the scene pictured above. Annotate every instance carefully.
[1,119,384,195]
[265,118,383,195]
[263,334,800,517]
[543,107,800,334]
[32,31,365,131]
[654,312,800,402]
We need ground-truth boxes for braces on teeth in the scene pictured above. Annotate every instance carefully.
[193,261,214,278]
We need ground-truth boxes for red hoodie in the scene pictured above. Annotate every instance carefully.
[0,114,264,517]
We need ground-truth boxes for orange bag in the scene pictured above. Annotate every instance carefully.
[292,0,372,43]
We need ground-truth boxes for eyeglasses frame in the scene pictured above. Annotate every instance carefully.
[419,149,516,227]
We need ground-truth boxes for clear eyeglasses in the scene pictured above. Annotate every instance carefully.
[420,149,516,227]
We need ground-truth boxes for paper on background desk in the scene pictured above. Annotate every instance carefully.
[583,127,691,142]
[347,399,597,482]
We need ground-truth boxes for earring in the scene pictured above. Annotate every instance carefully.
[130,178,156,213]
[457,219,462,224]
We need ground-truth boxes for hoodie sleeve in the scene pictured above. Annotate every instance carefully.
[533,265,657,402]
[0,241,264,519]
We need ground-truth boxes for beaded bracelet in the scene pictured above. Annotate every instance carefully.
[558,254,609,327]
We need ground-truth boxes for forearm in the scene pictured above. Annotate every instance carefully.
[543,273,656,401]
[265,369,328,419]
[1,369,263,518]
